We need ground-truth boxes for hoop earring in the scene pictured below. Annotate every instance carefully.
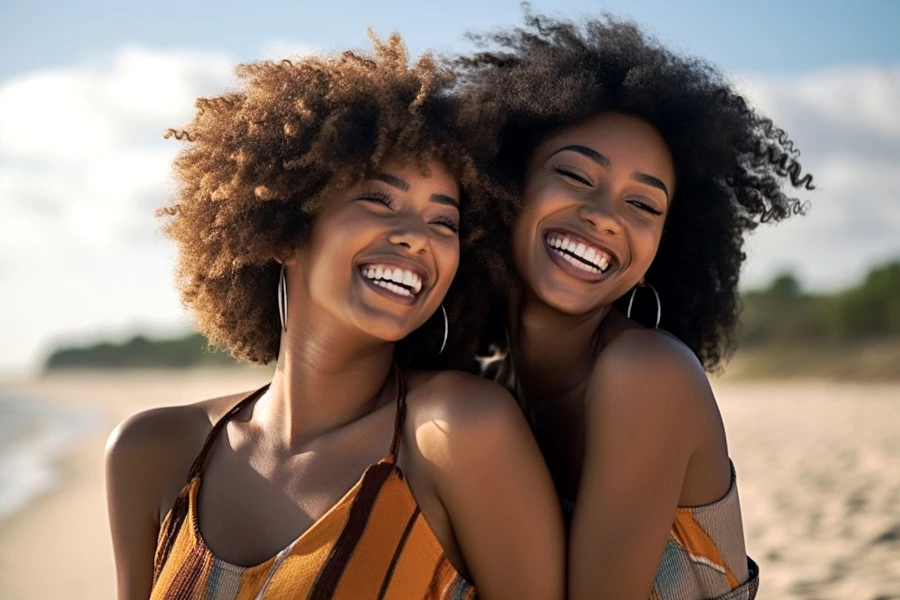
[439,304,449,355]
[277,264,288,332]
[626,282,661,329]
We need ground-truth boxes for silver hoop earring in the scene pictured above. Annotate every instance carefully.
[439,304,449,355]
[277,264,288,332]
[626,282,661,329]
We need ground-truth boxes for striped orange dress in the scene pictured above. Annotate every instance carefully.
[562,463,760,600]
[150,367,476,599]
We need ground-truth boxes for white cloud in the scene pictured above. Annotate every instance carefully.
[735,65,900,291]
[1,51,897,372]
[0,47,238,373]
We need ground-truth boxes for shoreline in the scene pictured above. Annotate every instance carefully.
[0,372,897,599]
[0,369,271,600]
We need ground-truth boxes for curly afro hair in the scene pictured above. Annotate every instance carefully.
[454,10,815,371]
[159,32,509,371]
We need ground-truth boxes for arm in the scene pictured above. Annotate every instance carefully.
[426,374,565,600]
[568,332,721,600]
[105,408,194,600]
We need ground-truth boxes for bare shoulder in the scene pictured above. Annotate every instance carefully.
[588,325,719,436]
[406,370,523,434]
[403,369,533,476]
[105,391,251,518]
[403,371,564,600]
[106,398,219,472]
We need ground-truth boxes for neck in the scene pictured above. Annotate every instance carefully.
[259,304,397,449]
[508,286,610,404]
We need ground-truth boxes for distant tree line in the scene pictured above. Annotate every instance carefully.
[739,259,900,347]
[44,259,900,372]
[44,333,237,370]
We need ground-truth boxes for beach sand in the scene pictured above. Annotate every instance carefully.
[0,372,897,599]
[0,369,271,600]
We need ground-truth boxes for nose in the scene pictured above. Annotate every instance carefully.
[387,216,429,254]
[577,197,622,235]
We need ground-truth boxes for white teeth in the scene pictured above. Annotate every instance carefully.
[558,250,600,273]
[361,264,423,295]
[372,280,412,297]
[545,234,611,272]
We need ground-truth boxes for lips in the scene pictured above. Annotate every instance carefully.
[542,229,618,282]
[358,261,428,305]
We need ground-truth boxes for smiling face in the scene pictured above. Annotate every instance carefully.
[292,158,461,342]
[511,112,675,316]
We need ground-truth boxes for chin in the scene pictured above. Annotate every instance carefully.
[529,281,590,316]
[522,263,584,309]
[360,314,425,344]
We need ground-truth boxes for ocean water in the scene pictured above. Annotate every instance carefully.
[0,394,98,524]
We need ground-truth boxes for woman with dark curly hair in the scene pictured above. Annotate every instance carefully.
[104,33,564,600]
[456,12,814,600]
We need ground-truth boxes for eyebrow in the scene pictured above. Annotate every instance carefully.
[374,172,409,191]
[549,145,611,168]
[633,172,670,200]
[431,194,460,209]
[373,172,460,209]
[549,145,669,200]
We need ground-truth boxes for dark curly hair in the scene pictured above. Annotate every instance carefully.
[159,32,509,371]
[454,10,815,371]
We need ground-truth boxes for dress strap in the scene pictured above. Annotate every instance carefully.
[387,362,407,462]
[184,384,270,482]
[154,384,268,584]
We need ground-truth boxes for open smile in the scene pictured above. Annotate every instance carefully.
[358,262,426,306]
[543,230,618,283]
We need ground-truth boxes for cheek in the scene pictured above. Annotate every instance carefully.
[630,220,666,267]
[510,215,532,273]
[510,185,551,269]
[435,237,460,288]
[305,213,370,282]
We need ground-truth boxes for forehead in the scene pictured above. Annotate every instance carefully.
[535,112,675,185]
[374,156,460,193]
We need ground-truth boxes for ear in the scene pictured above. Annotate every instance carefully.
[275,245,305,267]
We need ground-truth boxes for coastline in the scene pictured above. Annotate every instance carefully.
[0,372,897,599]
[0,369,271,600]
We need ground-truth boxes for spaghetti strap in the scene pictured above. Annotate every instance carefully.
[185,384,270,482]
[186,364,405,478]
[153,384,269,580]
[387,362,407,463]
[152,363,477,599]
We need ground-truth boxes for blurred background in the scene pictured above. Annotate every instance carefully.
[1,1,898,598]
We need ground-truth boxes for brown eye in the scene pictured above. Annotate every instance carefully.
[359,190,393,208]
[627,199,663,216]
[430,216,459,233]
[553,167,592,186]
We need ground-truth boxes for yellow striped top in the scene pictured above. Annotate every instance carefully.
[150,367,476,600]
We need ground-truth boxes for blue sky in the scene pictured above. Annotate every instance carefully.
[3,0,899,78]
[1,0,899,373]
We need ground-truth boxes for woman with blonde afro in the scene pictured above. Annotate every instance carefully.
[105,33,564,600]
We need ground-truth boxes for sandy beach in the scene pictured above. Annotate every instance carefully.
[0,372,898,599]
[0,369,271,600]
